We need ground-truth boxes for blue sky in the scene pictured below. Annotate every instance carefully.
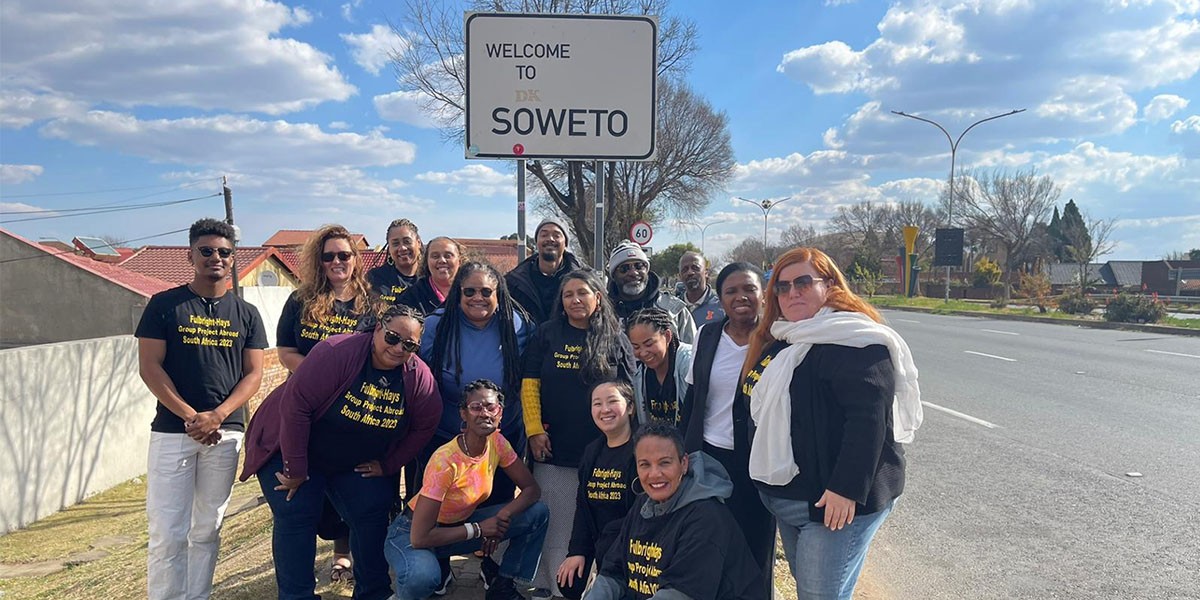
[1,0,1198,262]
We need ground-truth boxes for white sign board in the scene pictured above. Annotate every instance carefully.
[630,220,653,246]
[465,13,657,160]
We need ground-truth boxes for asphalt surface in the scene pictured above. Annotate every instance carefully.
[864,310,1200,600]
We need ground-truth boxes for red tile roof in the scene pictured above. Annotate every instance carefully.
[2,228,174,298]
[458,238,521,273]
[263,229,369,249]
[119,246,289,285]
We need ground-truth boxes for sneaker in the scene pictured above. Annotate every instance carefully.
[479,556,500,590]
[433,557,454,596]
[530,588,554,599]
[485,575,527,600]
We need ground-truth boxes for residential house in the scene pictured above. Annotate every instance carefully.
[119,245,299,289]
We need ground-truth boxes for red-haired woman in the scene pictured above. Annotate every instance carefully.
[741,247,922,600]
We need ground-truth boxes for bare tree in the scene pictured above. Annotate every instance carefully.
[780,223,820,249]
[391,0,722,260]
[1064,211,1117,292]
[956,168,1060,301]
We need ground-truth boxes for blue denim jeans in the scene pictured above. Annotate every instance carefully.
[760,492,895,600]
[385,501,549,600]
[257,454,398,600]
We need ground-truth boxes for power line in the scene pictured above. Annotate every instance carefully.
[0,179,218,215]
[0,178,216,199]
[0,227,192,265]
[0,193,220,224]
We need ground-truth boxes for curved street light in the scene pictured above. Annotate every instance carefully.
[891,108,1026,301]
[735,196,794,269]
[694,218,729,257]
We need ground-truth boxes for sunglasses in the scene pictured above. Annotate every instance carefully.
[462,287,495,298]
[774,275,830,296]
[382,329,421,352]
[197,246,234,258]
[466,402,502,415]
[617,262,648,275]
[321,251,353,263]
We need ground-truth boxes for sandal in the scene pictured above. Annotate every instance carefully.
[330,556,354,583]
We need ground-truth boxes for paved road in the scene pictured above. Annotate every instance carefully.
[865,311,1200,600]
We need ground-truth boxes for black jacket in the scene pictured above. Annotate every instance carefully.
[394,276,444,316]
[505,250,586,325]
[751,342,905,522]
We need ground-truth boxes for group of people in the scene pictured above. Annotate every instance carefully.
[137,215,921,600]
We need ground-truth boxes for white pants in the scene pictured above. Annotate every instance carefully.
[146,430,243,600]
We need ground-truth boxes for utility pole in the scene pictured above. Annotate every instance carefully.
[223,175,241,298]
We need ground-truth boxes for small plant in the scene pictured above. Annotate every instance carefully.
[853,263,884,298]
[1018,271,1053,313]
[1058,291,1097,315]
[1104,293,1167,324]
[972,257,1002,288]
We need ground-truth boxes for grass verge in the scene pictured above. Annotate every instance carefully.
[867,295,1200,330]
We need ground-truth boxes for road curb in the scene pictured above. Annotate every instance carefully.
[877,305,1200,337]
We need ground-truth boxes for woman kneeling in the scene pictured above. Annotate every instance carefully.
[585,423,761,600]
[386,379,549,600]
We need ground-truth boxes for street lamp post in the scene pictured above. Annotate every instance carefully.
[695,219,728,257]
[735,196,794,270]
[891,108,1026,302]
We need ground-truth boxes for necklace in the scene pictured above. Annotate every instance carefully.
[457,433,484,458]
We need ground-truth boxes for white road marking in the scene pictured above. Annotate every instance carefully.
[895,318,922,324]
[981,328,1019,336]
[922,401,1000,429]
[964,350,1017,362]
[1145,349,1200,359]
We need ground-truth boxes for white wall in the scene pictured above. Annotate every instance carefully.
[0,336,154,535]
[0,288,292,535]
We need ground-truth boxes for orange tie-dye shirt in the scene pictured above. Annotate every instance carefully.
[413,432,518,524]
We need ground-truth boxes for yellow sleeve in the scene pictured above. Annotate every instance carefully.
[521,378,545,436]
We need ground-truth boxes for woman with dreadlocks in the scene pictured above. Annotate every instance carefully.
[418,261,534,592]
[626,307,693,430]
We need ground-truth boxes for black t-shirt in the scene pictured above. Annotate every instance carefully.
[367,264,421,306]
[276,293,366,355]
[308,358,410,475]
[642,358,678,427]
[599,496,762,600]
[135,285,268,433]
[569,435,637,561]
[531,268,561,320]
[522,320,634,468]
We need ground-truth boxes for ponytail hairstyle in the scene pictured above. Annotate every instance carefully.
[384,218,422,268]
[625,306,679,361]
[430,261,526,393]
[742,247,881,380]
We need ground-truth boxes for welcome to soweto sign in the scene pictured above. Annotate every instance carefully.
[465,13,657,160]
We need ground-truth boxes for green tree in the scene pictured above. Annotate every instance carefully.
[650,242,700,279]
[1191,248,1200,261]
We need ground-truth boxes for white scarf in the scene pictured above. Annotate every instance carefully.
[748,307,922,486]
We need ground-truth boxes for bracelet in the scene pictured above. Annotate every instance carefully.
[464,523,473,540]
[471,522,482,539]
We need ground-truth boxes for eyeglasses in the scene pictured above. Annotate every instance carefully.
[774,275,830,296]
[466,402,502,415]
[322,251,353,263]
[462,287,494,298]
[382,328,421,352]
[617,262,648,275]
[197,247,234,258]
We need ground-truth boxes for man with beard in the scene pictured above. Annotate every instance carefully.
[136,218,268,600]
[506,217,586,324]
[606,241,697,344]
[675,251,724,327]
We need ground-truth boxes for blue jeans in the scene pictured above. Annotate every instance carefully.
[760,492,895,600]
[385,501,549,600]
[257,454,398,600]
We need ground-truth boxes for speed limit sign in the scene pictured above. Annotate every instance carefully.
[629,221,653,246]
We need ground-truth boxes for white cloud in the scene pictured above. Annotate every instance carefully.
[0,90,88,129]
[342,24,408,76]
[1039,142,1195,198]
[341,0,363,22]
[1,0,354,114]
[1143,94,1190,122]
[374,91,442,128]
[415,164,514,197]
[40,111,417,171]
[328,121,351,130]
[1170,115,1200,157]
[0,164,44,184]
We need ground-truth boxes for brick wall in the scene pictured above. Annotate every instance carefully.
[248,348,288,414]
